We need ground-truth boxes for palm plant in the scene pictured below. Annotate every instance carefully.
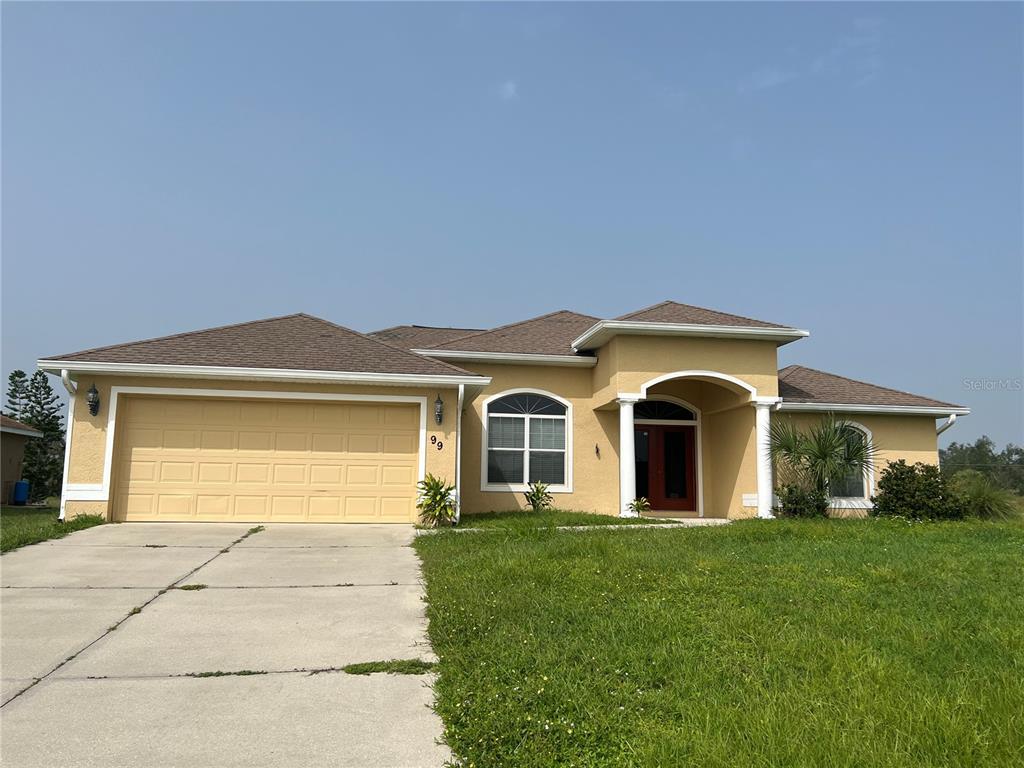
[770,415,876,496]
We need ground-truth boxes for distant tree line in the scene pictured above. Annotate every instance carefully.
[940,436,1024,495]
[4,370,65,502]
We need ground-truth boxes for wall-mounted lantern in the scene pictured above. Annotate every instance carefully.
[434,395,444,425]
[86,384,101,416]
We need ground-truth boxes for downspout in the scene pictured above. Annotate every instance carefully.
[61,369,78,396]
[936,413,958,436]
[58,370,77,521]
[454,384,464,524]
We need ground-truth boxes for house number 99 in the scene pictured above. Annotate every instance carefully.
[430,435,444,451]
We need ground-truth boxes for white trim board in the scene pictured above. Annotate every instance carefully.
[573,320,809,351]
[60,386,431,507]
[38,360,490,388]
[411,349,597,368]
[777,402,969,417]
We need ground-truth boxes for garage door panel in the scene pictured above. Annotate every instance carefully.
[310,465,343,485]
[115,397,419,523]
[272,464,308,484]
[197,463,233,483]
[383,434,417,454]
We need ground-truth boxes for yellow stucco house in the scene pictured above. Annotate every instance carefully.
[39,301,968,523]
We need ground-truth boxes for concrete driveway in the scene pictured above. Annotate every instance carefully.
[0,523,449,768]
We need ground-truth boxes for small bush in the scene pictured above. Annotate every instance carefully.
[950,470,1022,520]
[871,460,964,520]
[417,474,457,527]
[523,482,553,512]
[774,484,829,518]
[628,497,652,515]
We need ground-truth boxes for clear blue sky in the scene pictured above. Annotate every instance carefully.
[2,3,1021,446]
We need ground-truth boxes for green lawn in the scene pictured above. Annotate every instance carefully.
[457,509,671,530]
[0,506,104,553]
[414,518,1024,767]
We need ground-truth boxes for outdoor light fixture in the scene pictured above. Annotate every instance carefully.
[86,384,100,416]
[434,395,444,425]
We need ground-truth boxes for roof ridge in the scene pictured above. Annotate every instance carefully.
[371,324,485,335]
[617,300,792,328]
[785,365,958,407]
[429,309,600,350]
[41,313,312,361]
[299,315,480,377]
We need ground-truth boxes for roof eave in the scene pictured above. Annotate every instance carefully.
[777,402,970,417]
[38,360,491,388]
[1,425,43,438]
[572,321,810,351]
[411,349,597,368]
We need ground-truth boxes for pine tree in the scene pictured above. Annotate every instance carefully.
[21,371,66,502]
[4,369,30,420]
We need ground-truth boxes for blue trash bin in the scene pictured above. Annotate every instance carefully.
[11,480,30,505]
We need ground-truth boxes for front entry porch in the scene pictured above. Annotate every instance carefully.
[615,372,778,520]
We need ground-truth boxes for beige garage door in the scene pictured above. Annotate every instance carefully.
[112,396,421,523]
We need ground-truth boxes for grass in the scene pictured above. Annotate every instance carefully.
[1,505,104,553]
[178,584,207,591]
[456,509,671,530]
[415,518,1024,767]
[341,659,436,675]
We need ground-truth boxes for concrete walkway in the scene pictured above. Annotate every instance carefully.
[0,523,448,768]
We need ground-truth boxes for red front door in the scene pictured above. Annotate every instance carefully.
[634,425,697,511]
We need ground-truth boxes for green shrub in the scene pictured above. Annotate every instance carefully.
[523,482,553,512]
[950,470,1022,520]
[871,460,964,520]
[416,474,457,527]
[628,497,652,515]
[774,484,829,518]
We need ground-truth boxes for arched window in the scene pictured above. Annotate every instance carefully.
[484,392,569,489]
[831,425,870,498]
[634,400,696,422]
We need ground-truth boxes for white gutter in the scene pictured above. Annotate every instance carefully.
[411,349,597,368]
[60,369,78,395]
[936,413,959,435]
[0,424,43,438]
[777,402,971,417]
[38,360,491,388]
[572,320,810,351]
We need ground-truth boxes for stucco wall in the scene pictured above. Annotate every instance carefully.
[62,375,459,520]
[773,411,940,517]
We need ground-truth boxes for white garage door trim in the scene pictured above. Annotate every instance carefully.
[62,387,428,509]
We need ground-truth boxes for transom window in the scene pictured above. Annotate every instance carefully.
[485,393,568,487]
[634,400,696,421]
[830,426,868,498]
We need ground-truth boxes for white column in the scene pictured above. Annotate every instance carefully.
[618,397,639,517]
[754,402,774,519]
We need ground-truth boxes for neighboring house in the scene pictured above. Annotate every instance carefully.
[1,414,43,503]
[38,301,968,523]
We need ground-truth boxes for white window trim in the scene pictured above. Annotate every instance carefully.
[60,386,429,510]
[480,388,573,493]
[828,421,875,507]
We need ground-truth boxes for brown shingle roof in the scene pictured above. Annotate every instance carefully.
[778,365,963,409]
[616,300,795,329]
[1,414,42,435]
[42,314,479,378]
[369,325,485,350]
[427,310,600,356]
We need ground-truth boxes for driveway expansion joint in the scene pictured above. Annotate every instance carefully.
[1,525,267,709]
